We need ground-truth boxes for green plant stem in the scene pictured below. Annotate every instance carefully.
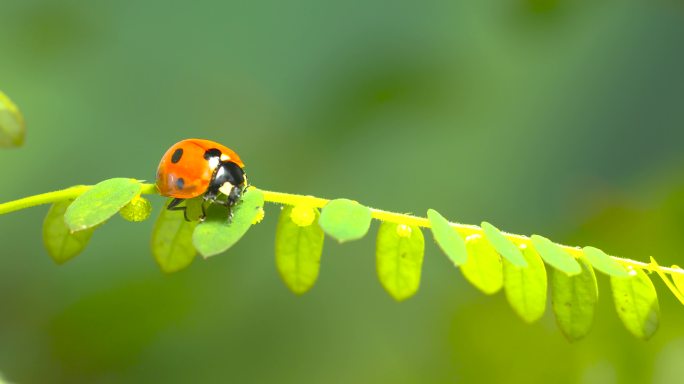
[1,182,683,277]
[0,183,158,215]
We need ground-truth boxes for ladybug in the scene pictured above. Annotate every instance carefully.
[156,139,247,217]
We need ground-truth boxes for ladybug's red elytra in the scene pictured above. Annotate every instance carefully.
[156,139,247,217]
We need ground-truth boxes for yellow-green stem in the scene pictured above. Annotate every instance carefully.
[0,183,158,215]
[1,183,683,277]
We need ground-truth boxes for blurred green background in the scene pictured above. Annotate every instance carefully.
[1,0,684,383]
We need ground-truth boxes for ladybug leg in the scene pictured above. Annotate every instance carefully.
[202,191,231,222]
[190,198,209,222]
[167,198,184,210]
[207,194,236,223]
[227,185,243,207]
[198,200,208,222]
[224,185,246,223]
[203,188,217,201]
[167,198,192,221]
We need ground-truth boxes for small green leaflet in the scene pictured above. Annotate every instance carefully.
[43,200,95,264]
[275,206,325,295]
[64,178,142,231]
[482,221,527,267]
[376,222,425,301]
[0,90,25,148]
[610,268,660,340]
[582,246,628,277]
[672,265,684,295]
[503,245,547,324]
[531,235,581,276]
[551,256,598,341]
[318,199,372,243]
[427,209,467,266]
[461,234,503,295]
[192,188,264,258]
[151,199,198,273]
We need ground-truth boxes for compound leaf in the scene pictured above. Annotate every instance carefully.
[65,178,141,231]
[43,200,95,264]
[376,222,425,301]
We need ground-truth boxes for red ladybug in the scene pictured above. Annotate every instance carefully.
[156,139,247,215]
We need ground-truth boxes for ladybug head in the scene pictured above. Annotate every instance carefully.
[207,160,247,206]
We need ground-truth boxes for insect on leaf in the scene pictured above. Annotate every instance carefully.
[376,222,425,301]
[482,221,527,267]
[193,188,264,258]
[531,235,581,276]
[582,246,629,277]
[151,198,198,273]
[610,268,660,340]
[551,256,598,341]
[43,200,95,264]
[318,199,372,243]
[64,178,142,231]
[461,234,503,295]
[427,209,467,266]
[0,90,25,148]
[275,206,325,295]
[503,244,547,324]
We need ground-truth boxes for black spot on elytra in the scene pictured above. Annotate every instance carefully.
[176,177,185,190]
[203,148,221,160]
[171,148,183,163]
